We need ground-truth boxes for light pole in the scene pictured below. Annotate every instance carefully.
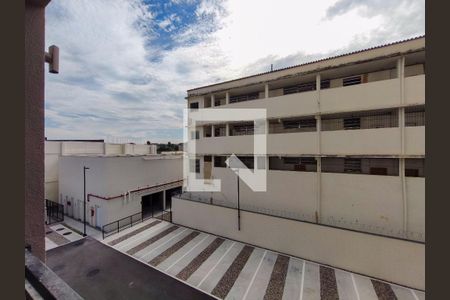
[237,168,241,231]
[83,166,90,237]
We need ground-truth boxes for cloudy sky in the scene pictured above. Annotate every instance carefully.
[45,0,424,143]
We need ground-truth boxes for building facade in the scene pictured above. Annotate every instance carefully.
[173,36,425,289]
[45,140,157,203]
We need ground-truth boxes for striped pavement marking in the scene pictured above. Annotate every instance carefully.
[281,258,303,300]
[226,248,265,300]
[263,254,290,300]
[242,251,277,300]
[302,262,321,300]
[371,279,398,300]
[198,243,244,293]
[108,220,161,246]
[320,265,339,299]
[150,231,201,266]
[114,222,170,252]
[211,245,255,299]
[161,234,212,274]
[187,240,235,287]
[177,237,226,281]
[126,225,178,255]
[103,219,426,300]
[335,270,358,300]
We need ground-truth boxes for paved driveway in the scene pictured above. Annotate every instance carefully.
[103,218,425,300]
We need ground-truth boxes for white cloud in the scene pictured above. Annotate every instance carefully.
[45,0,424,143]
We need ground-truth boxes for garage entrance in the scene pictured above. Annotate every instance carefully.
[141,191,164,219]
[164,187,182,210]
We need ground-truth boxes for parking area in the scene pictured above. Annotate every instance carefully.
[103,218,425,300]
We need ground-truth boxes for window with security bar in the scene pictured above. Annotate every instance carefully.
[269,117,316,134]
[269,156,317,172]
[229,122,254,136]
[229,92,259,104]
[343,75,362,86]
[322,157,399,176]
[214,125,226,137]
[405,106,425,127]
[283,81,316,95]
[321,109,398,131]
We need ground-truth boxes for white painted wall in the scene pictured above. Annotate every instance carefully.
[405,126,425,155]
[172,198,425,290]
[58,155,182,227]
[45,141,158,202]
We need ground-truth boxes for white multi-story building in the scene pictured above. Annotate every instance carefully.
[46,140,183,230]
[173,36,425,289]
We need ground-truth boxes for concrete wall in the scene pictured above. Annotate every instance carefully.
[172,198,425,290]
[200,167,424,239]
[58,155,182,227]
[45,141,158,202]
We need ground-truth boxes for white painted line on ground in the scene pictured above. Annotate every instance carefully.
[351,273,361,300]
[411,289,420,300]
[197,242,236,288]
[115,222,169,251]
[140,228,189,261]
[242,250,267,300]
[165,235,210,272]
[299,260,305,300]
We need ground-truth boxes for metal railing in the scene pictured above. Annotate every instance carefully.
[102,206,173,239]
[45,199,64,225]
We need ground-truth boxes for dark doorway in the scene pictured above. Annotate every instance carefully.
[164,187,182,210]
[141,191,164,219]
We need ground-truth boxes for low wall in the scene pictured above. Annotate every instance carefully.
[172,197,425,290]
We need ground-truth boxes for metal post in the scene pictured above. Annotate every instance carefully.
[83,166,90,237]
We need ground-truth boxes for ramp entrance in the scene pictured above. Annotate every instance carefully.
[141,191,164,219]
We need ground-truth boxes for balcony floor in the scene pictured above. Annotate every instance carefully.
[101,218,425,300]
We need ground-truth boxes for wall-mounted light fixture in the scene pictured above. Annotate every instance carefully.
[45,45,59,74]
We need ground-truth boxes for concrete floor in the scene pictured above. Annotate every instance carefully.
[45,223,84,250]
[103,218,425,300]
[47,237,214,300]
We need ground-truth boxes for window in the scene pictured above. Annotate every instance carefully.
[269,117,316,133]
[204,126,212,138]
[344,158,362,173]
[405,158,425,177]
[322,109,398,131]
[195,159,200,173]
[237,156,254,169]
[190,159,200,173]
[230,123,254,136]
[405,106,425,127]
[343,117,361,130]
[269,156,317,172]
[320,79,331,89]
[214,156,227,168]
[343,75,362,86]
[204,156,212,162]
[283,81,316,95]
[214,125,226,137]
[283,118,316,129]
[191,131,200,140]
[322,158,399,176]
[190,102,199,109]
[229,92,259,104]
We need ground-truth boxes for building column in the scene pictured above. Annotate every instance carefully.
[211,124,215,137]
[397,56,407,236]
[226,123,230,136]
[315,115,322,224]
[211,94,215,107]
[264,83,269,98]
[225,92,230,105]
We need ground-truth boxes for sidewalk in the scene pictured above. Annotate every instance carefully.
[62,215,103,240]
